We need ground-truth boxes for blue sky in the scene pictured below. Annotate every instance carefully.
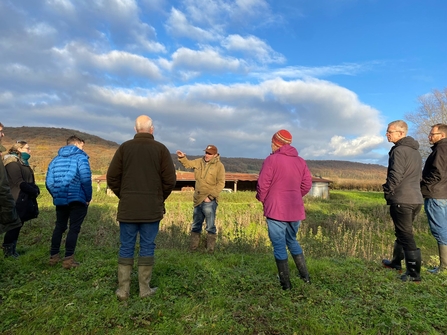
[1,0,446,165]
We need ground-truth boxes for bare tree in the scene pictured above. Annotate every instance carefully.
[405,88,447,159]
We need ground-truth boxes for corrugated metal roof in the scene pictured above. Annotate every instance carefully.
[95,172,331,183]
[176,172,259,181]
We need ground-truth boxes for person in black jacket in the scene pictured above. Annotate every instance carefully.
[421,123,447,274]
[2,141,40,257]
[382,120,423,282]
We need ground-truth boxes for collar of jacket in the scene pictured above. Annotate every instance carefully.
[203,154,220,164]
[134,133,154,140]
[432,137,447,148]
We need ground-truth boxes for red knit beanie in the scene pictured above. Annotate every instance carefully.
[272,129,292,147]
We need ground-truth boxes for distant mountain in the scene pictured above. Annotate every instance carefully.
[1,127,386,182]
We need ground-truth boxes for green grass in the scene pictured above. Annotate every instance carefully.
[1,188,446,334]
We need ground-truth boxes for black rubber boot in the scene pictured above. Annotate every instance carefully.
[382,241,404,271]
[12,240,19,257]
[2,243,16,258]
[275,259,292,290]
[401,248,421,282]
[292,253,311,284]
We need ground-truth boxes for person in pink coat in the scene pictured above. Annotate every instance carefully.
[256,129,312,290]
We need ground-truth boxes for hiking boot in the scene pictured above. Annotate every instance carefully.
[49,253,61,266]
[62,255,80,269]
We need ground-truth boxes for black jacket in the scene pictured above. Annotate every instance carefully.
[383,136,423,205]
[421,138,447,199]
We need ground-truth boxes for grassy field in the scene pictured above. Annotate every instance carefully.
[1,186,446,334]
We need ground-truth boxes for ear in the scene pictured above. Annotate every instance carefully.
[149,125,154,134]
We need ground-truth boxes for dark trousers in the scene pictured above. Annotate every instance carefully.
[3,223,23,244]
[50,202,88,257]
[390,203,422,251]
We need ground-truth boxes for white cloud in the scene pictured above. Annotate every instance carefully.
[165,8,218,41]
[222,34,285,64]
[171,47,247,73]
[254,63,369,80]
[53,43,163,80]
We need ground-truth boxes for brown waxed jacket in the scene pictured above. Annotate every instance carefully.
[107,133,176,222]
[0,159,22,233]
[178,155,225,207]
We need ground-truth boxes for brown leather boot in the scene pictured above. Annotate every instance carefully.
[62,255,80,269]
[206,233,217,253]
[49,253,61,266]
[190,232,201,251]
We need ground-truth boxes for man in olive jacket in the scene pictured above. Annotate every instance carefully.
[107,115,176,301]
[421,123,447,274]
[176,144,225,253]
[382,120,423,282]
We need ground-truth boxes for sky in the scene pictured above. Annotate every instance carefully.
[1,0,446,165]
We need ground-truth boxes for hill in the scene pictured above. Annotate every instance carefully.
[2,126,119,175]
[1,127,387,187]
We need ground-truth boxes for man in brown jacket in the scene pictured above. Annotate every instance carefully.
[107,115,176,301]
[176,144,225,253]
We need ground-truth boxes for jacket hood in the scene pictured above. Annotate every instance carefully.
[58,145,89,158]
[2,154,20,166]
[395,136,419,151]
[273,144,298,157]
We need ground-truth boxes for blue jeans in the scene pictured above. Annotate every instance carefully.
[51,202,88,257]
[424,198,447,245]
[191,200,218,234]
[266,218,303,260]
[389,203,421,251]
[119,221,160,258]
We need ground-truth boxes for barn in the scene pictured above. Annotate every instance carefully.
[94,172,331,198]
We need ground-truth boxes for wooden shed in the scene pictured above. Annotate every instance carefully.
[94,173,331,197]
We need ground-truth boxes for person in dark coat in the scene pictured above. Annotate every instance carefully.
[46,135,92,269]
[0,158,22,236]
[107,115,176,301]
[382,120,423,282]
[0,122,22,236]
[421,123,447,274]
[2,141,40,257]
[0,122,6,155]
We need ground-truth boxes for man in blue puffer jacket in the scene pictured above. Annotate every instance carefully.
[46,135,92,269]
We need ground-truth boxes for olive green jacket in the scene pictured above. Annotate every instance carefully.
[178,155,225,207]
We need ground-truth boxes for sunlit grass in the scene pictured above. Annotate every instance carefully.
[0,186,445,334]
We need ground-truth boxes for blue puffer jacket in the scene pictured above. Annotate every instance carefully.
[46,145,92,206]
